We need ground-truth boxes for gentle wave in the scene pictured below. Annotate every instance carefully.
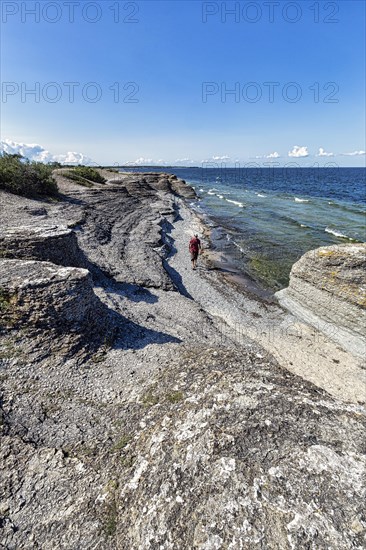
[226,234,245,253]
[326,201,366,216]
[207,189,226,201]
[294,197,310,203]
[226,199,245,208]
[279,214,314,230]
[256,193,267,198]
[325,227,356,240]
[232,240,245,253]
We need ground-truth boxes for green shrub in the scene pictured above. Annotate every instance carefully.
[70,166,106,184]
[63,171,94,187]
[0,153,58,197]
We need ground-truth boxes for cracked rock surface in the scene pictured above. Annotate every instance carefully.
[0,171,365,549]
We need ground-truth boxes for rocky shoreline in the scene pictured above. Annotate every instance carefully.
[0,171,365,549]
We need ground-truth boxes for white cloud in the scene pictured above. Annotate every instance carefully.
[54,151,93,165]
[288,145,309,158]
[253,152,280,159]
[1,139,52,162]
[174,158,195,164]
[317,147,334,157]
[212,155,230,161]
[343,150,366,156]
[0,138,93,165]
[125,157,158,165]
[201,155,230,163]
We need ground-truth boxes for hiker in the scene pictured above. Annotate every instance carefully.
[189,234,201,270]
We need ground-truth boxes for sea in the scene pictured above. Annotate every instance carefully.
[120,167,366,291]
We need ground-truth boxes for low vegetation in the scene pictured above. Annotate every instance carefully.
[0,290,12,313]
[0,154,107,195]
[0,153,58,197]
[63,166,106,187]
[165,390,184,403]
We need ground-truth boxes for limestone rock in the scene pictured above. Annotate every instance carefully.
[0,225,85,267]
[0,436,112,550]
[0,177,365,550]
[170,175,197,199]
[276,244,366,357]
[135,173,197,199]
[1,346,365,549]
[73,182,177,290]
[112,349,366,549]
[0,259,106,334]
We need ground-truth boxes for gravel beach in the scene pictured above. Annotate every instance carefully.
[166,198,365,405]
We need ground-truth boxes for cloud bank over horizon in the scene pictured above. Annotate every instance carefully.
[1,139,365,167]
[0,139,93,166]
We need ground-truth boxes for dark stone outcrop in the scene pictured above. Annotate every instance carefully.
[124,173,197,199]
[62,175,184,289]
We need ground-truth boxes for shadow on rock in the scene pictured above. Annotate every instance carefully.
[162,261,193,300]
[57,193,86,206]
[112,283,160,304]
[112,315,181,350]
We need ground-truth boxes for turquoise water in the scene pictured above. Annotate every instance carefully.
[122,167,366,290]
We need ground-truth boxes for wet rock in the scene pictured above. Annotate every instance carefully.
[276,244,366,357]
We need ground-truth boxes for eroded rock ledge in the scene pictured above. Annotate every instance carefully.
[1,347,365,549]
[276,243,366,357]
[0,225,85,267]
[0,258,112,364]
[108,172,197,199]
[0,259,105,332]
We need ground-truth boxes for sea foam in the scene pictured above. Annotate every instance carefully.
[325,227,352,240]
[226,199,245,207]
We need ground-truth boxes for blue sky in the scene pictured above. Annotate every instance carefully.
[1,0,365,166]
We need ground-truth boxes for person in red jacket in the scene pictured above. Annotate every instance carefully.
[189,234,201,270]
